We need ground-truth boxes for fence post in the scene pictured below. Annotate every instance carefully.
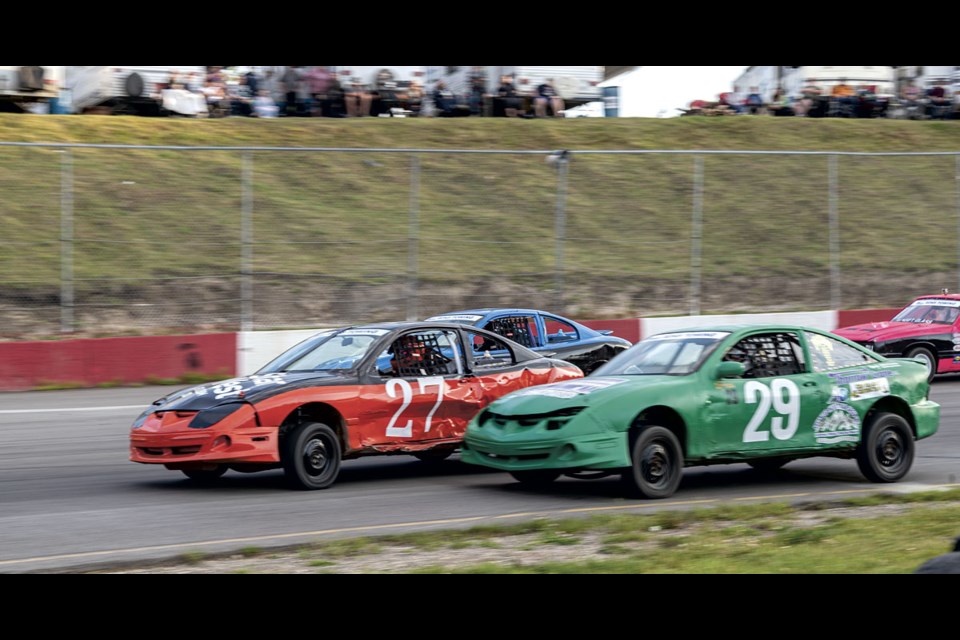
[407,154,420,321]
[554,151,570,312]
[240,152,253,332]
[689,155,704,316]
[828,154,841,311]
[60,149,73,334]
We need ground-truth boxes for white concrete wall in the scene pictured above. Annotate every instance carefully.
[642,310,838,339]
[238,328,337,376]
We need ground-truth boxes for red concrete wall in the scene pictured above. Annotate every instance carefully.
[0,333,237,391]
[836,308,901,328]
[578,319,642,344]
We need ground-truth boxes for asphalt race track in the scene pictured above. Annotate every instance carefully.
[2,381,958,572]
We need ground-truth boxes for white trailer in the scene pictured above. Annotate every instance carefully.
[66,66,208,115]
[0,66,65,112]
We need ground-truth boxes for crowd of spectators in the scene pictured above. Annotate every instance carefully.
[682,79,959,120]
[163,66,570,119]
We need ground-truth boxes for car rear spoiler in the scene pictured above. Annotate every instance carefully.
[597,329,614,335]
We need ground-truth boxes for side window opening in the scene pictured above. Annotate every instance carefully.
[467,331,517,368]
[723,332,804,378]
[543,316,579,345]
[804,331,877,372]
[482,316,538,348]
[378,331,462,378]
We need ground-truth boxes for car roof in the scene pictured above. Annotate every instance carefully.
[336,321,546,361]
[435,308,552,317]
[913,294,960,302]
[652,324,829,336]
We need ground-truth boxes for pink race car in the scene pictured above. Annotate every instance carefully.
[834,293,960,383]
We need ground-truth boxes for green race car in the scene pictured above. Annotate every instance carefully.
[461,325,940,498]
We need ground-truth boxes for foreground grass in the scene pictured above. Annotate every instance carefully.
[97,488,960,574]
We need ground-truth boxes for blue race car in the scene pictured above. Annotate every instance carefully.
[425,308,632,374]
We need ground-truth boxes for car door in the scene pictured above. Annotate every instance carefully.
[360,329,476,445]
[705,330,830,455]
[463,329,544,405]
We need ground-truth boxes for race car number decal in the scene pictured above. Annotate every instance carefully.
[385,377,445,438]
[742,378,800,442]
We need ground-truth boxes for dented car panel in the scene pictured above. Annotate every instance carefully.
[425,308,632,374]
[463,325,939,498]
[130,321,582,489]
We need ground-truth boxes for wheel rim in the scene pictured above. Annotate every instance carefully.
[913,351,933,376]
[302,437,330,477]
[876,428,906,472]
[640,441,671,488]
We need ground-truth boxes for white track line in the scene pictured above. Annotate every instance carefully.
[0,405,145,415]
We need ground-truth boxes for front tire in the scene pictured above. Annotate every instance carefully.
[905,346,937,384]
[856,412,914,483]
[622,426,683,499]
[282,422,342,490]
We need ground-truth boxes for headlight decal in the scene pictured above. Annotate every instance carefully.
[189,402,246,429]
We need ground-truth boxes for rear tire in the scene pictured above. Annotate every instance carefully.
[905,346,937,384]
[856,412,914,483]
[621,426,683,499]
[181,465,227,484]
[281,422,342,490]
[509,470,561,486]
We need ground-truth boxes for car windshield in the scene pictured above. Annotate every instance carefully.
[892,300,960,325]
[258,329,387,373]
[594,331,730,376]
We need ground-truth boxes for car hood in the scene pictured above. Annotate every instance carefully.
[150,371,351,411]
[486,375,671,415]
[835,321,954,342]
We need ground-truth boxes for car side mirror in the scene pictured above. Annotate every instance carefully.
[716,361,745,378]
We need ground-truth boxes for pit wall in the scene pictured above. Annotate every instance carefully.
[0,308,901,390]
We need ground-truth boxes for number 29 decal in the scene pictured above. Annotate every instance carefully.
[385,377,445,438]
[743,378,800,442]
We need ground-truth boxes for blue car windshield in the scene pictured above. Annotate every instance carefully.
[594,331,730,376]
[258,329,386,372]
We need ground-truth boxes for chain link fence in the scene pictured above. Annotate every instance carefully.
[1,143,958,338]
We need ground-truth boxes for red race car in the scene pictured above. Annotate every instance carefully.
[834,293,960,383]
[130,322,582,489]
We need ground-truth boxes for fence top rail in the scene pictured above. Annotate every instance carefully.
[0,142,958,156]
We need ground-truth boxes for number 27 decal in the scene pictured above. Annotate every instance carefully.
[743,378,800,442]
[385,377,445,438]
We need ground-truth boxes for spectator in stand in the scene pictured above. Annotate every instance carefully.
[767,88,794,116]
[279,66,300,116]
[534,78,565,117]
[253,90,279,118]
[405,79,424,116]
[304,66,331,117]
[831,78,857,116]
[345,76,372,117]
[467,67,487,116]
[432,80,457,117]
[325,76,347,117]
[496,74,522,117]
[718,92,741,114]
[899,80,923,119]
[927,80,951,120]
[744,87,765,115]
[244,69,259,97]
[230,74,255,117]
